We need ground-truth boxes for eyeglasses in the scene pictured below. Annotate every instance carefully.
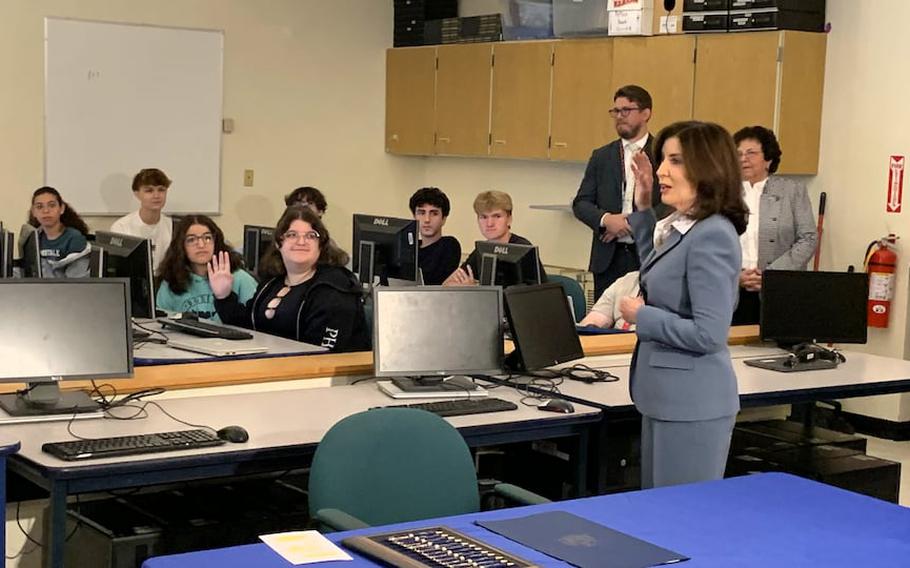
[282,230,320,243]
[738,149,763,159]
[608,106,641,118]
[264,286,291,320]
[184,233,214,246]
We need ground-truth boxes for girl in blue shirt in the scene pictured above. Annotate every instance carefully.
[28,187,91,278]
[156,215,257,321]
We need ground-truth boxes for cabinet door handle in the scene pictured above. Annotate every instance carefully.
[553,141,568,148]
[494,139,507,145]
[438,136,451,143]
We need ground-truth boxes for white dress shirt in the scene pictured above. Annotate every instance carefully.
[619,132,651,244]
[739,177,767,270]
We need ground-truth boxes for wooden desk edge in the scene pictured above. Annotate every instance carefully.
[1,326,759,395]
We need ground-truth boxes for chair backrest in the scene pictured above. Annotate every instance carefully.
[309,408,480,526]
[549,274,586,322]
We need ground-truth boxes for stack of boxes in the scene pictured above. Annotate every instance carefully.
[682,0,827,33]
[607,0,684,36]
[423,14,504,45]
[393,0,458,47]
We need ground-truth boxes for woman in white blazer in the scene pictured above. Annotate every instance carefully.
[731,126,818,324]
[620,121,749,488]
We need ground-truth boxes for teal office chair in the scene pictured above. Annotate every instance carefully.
[308,408,548,531]
[548,274,586,322]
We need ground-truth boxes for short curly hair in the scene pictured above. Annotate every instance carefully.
[733,126,783,175]
[409,187,451,217]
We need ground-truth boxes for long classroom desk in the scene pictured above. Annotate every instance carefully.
[483,344,910,493]
[4,383,600,568]
[0,325,760,396]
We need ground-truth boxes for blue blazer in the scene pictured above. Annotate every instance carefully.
[628,210,741,421]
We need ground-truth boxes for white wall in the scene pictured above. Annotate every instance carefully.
[0,0,425,254]
[806,0,910,420]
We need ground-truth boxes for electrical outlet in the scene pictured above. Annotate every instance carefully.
[243,169,254,187]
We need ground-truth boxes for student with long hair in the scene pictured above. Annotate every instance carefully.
[156,215,257,321]
[27,186,91,278]
[211,207,369,352]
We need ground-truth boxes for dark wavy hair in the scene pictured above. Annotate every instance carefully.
[157,215,243,294]
[28,187,90,235]
[733,125,783,175]
[258,206,350,279]
[409,187,451,217]
[284,186,327,213]
[654,121,749,236]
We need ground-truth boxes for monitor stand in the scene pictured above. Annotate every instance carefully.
[0,381,101,417]
[391,376,480,393]
[743,342,842,373]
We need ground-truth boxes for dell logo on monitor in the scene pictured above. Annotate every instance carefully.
[493,245,509,255]
[373,218,389,226]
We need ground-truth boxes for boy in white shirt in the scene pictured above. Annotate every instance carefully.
[110,168,173,272]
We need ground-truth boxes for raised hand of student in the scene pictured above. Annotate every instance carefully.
[207,251,234,299]
[630,151,654,211]
[443,265,478,286]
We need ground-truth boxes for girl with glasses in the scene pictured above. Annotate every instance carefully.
[156,215,258,322]
[211,206,369,352]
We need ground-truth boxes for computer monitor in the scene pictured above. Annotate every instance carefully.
[504,282,584,371]
[352,214,418,286]
[474,241,542,288]
[0,225,12,278]
[243,225,274,277]
[373,286,503,391]
[93,231,156,319]
[0,279,133,416]
[760,270,868,346]
[18,226,42,278]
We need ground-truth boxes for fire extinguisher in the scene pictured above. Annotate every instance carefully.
[864,234,899,328]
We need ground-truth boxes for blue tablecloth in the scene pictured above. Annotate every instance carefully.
[144,473,910,567]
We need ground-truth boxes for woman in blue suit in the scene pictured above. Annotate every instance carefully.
[619,121,749,488]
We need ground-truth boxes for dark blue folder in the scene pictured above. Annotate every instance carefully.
[477,511,688,568]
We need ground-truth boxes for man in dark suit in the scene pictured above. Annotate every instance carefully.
[573,85,662,300]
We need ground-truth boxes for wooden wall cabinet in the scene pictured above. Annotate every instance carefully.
[549,39,614,162]
[386,32,826,173]
[490,41,554,159]
[435,43,492,156]
[693,31,826,174]
[611,35,696,138]
[385,46,436,155]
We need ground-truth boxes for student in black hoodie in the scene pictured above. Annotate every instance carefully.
[210,207,369,352]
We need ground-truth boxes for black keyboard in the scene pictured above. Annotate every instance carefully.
[159,318,253,340]
[380,397,518,417]
[42,429,226,461]
[343,526,536,568]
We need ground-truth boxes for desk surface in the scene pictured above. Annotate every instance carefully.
[487,345,910,411]
[0,326,760,397]
[6,382,600,480]
[133,321,325,364]
[143,472,910,567]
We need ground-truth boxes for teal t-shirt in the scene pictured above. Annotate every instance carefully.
[156,269,258,322]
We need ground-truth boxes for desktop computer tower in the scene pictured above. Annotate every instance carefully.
[61,477,309,568]
[62,498,164,568]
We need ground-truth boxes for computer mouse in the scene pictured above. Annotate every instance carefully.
[537,399,575,414]
[217,425,249,443]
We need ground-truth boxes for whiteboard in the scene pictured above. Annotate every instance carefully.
[45,18,223,215]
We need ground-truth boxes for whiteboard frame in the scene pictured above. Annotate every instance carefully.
[43,16,225,216]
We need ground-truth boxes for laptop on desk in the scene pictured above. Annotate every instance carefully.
[166,337,269,357]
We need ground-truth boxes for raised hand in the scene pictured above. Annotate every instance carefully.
[207,251,235,299]
[630,151,654,211]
